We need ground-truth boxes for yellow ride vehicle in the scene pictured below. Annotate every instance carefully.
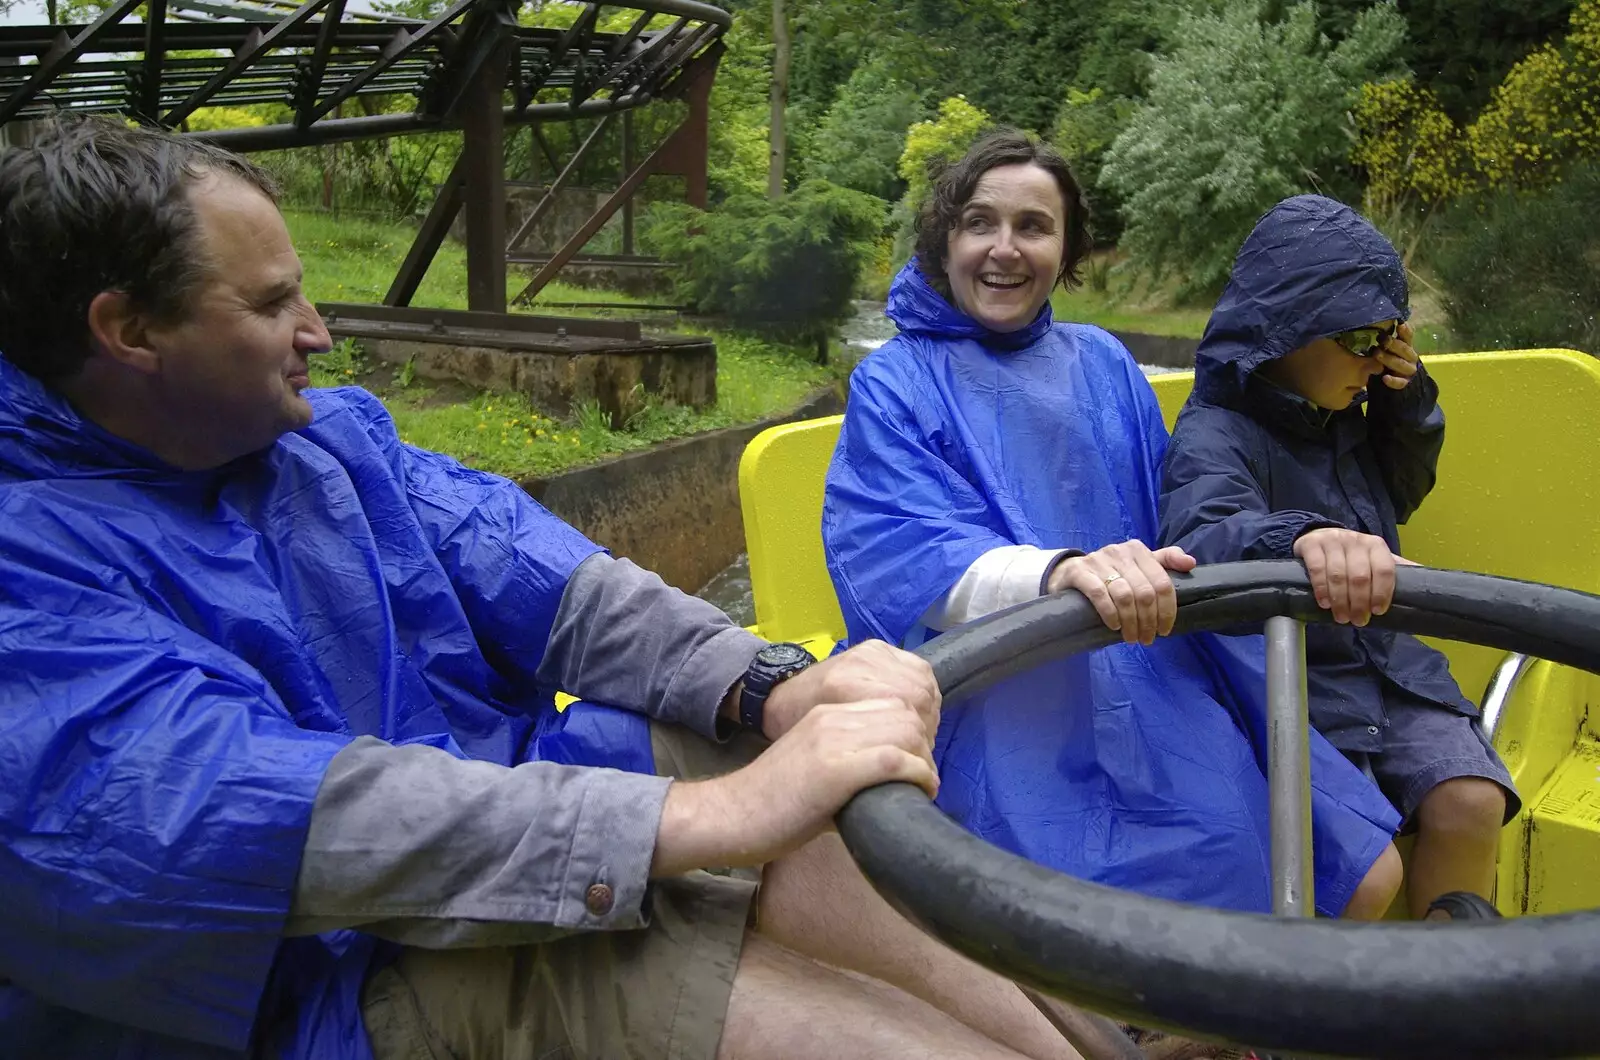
[738,348,1600,1058]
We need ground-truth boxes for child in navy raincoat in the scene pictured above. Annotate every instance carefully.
[1159,195,1518,921]
[824,133,1405,922]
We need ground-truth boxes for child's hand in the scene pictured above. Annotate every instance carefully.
[1376,321,1420,390]
[1047,541,1196,645]
[1292,528,1399,626]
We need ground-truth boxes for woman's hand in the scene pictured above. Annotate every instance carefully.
[1045,541,1196,644]
[1376,320,1420,390]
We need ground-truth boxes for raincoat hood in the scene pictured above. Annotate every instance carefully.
[886,258,1056,348]
[1194,195,1409,410]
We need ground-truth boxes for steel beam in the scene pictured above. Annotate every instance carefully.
[511,108,688,304]
[296,0,345,129]
[621,106,634,254]
[505,111,612,252]
[594,16,685,99]
[319,300,642,341]
[655,42,718,208]
[461,34,509,313]
[190,91,648,150]
[384,152,465,307]
[307,0,474,124]
[137,0,167,122]
[0,0,143,126]
[163,0,328,126]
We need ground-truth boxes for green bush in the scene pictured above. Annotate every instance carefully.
[805,59,926,202]
[646,179,886,342]
[1100,0,1406,297]
[1050,86,1138,246]
[1430,162,1600,354]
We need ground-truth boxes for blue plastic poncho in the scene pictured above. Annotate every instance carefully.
[823,262,1400,915]
[0,356,653,1059]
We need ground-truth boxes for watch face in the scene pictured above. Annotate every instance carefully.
[759,642,811,667]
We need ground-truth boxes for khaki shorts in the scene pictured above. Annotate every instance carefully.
[361,723,767,1060]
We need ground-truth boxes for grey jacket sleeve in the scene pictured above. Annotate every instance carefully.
[287,553,766,947]
[286,736,671,947]
[536,552,767,739]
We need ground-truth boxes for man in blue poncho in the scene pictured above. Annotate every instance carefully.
[0,118,1092,1060]
[823,131,1404,922]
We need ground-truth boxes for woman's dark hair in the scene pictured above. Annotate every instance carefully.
[0,116,279,382]
[913,129,1092,300]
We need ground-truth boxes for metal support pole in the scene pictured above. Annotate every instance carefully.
[621,107,634,255]
[461,38,509,314]
[1265,616,1314,917]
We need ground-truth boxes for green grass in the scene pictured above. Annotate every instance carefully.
[291,210,836,478]
[1046,253,1463,354]
[287,209,643,311]
[1050,286,1212,339]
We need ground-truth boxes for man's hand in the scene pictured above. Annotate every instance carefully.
[1045,540,1196,644]
[1376,320,1420,391]
[651,696,937,877]
[1293,527,1404,625]
[762,640,940,742]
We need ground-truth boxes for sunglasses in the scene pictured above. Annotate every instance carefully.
[1331,323,1398,358]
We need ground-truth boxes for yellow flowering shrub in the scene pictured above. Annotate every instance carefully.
[1351,80,1472,212]
[1355,0,1600,201]
[897,96,991,214]
[1466,0,1600,188]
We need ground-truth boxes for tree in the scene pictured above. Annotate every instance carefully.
[889,94,991,268]
[1462,0,1600,188]
[1050,86,1137,244]
[647,179,887,344]
[1352,0,1600,204]
[768,0,789,199]
[706,12,772,201]
[898,95,992,213]
[1392,0,1576,121]
[1100,0,1407,296]
[804,59,924,201]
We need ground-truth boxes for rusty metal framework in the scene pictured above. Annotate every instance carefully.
[0,0,729,146]
[0,0,727,323]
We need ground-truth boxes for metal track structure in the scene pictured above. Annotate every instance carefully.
[0,0,729,318]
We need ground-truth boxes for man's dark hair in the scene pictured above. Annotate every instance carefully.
[912,129,1092,301]
[0,116,279,382]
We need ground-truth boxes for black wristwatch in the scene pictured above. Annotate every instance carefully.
[739,642,815,734]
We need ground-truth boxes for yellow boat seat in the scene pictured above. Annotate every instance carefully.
[737,414,848,661]
[738,349,1600,916]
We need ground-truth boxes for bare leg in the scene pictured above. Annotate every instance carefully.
[758,833,1087,1060]
[720,934,1047,1059]
[1343,841,1404,920]
[1407,778,1506,919]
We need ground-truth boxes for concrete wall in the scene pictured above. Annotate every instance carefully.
[521,387,845,594]
[1109,329,1200,369]
[359,336,716,427]
[455,185,600,248]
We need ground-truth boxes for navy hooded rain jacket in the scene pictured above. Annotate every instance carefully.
[1159,195,1474,755]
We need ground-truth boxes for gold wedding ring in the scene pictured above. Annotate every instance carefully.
[1103,571,1124,586]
